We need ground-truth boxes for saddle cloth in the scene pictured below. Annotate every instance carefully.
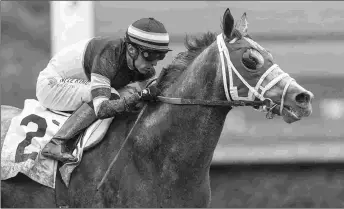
[1,99,113,188]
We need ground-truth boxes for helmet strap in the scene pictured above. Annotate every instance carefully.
[132,58,137,71]
[127,44,139,71]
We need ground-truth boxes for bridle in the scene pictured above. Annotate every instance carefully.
[216,33,295,118]
[96,33,295,190]
[156,33,295,119]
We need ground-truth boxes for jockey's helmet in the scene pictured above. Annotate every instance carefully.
[125,17,172,61]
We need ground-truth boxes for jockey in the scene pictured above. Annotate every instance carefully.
[37,17,171,163]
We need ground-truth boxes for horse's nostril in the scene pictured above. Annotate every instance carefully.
[295,92,313,104]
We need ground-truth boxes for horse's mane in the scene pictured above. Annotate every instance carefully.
[157,32,217,91]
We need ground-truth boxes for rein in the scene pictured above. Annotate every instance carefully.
[157,96,264,107]
[156,96,278,119]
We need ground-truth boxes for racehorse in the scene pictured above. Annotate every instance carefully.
[1,9,313,207]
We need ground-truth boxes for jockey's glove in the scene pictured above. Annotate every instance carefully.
[138,84,160,101]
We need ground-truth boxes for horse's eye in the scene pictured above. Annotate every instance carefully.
[242,49,264,70]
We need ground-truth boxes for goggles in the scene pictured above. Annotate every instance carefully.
[138,47,167,62]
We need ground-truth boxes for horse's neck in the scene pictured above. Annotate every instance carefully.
[89,47,230,206]
[136,47,229,174]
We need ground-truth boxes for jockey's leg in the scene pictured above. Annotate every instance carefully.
[36,75,92,111]
[37,76,98,162]
[41,102,97,163]
[36,74,140,163]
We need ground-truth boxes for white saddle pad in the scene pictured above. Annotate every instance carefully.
[1,99,112,188]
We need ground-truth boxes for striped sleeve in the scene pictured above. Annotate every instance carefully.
[90,73,111,115]
[90,51,116,116]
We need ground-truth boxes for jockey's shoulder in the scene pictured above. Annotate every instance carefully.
[90,36,125,50]
[87,36,126,59]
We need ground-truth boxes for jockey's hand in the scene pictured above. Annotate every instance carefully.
[138,84,160,101]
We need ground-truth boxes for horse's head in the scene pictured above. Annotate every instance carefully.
[159,8,313,124]
[217,8,314,123]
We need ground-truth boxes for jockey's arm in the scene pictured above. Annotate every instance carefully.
[89,54,139,119]
[90,53,157,120]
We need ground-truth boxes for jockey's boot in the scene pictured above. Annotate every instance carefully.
[41,102,97,163]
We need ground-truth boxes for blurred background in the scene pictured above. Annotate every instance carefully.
[1,1,344,207]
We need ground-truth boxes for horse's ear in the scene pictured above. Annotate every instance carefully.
[234,12,249,36]
[222,8,234,39]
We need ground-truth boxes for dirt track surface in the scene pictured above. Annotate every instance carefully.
[210,163,344,207]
